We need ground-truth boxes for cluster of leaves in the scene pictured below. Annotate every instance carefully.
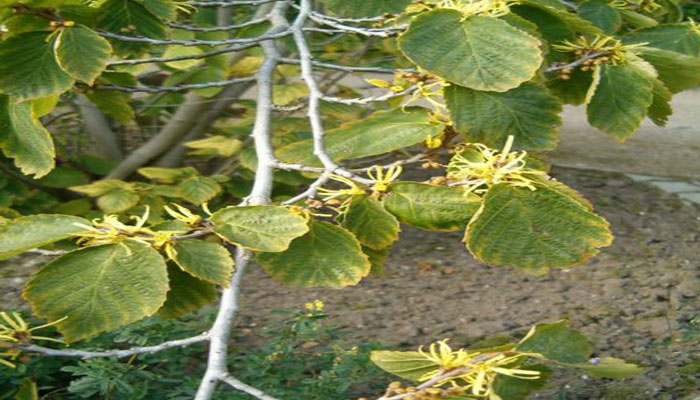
[371,321,643,400]
[1,305,389,400]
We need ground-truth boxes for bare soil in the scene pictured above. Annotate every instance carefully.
[3,167,699,399]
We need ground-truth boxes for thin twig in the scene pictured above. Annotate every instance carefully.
[165,17,267,32]
[220,374,283,400]
[291,0,373,185]
[279,57,405,73]
[544,52,605,72]
[101,77,255,93]
[99,29,291,47]
[21,333,209,360]
[377,366,470,400]
[189,0,280,6]
[281,173,331,205]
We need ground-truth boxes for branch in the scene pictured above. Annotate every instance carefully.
[165,17,267,32]
[308,11,386,24]
[21,333,209,359]
[321,86,415,105]
[98,29,291,47]
[155,79,256,166]
[377,366,470,400]
[220,374,283,400]
[101,77,255,93]
[194,4,291,399]
[544,52,605,72]
[278,57,404,73]
[307,13,404,37]
[108,40,271,66]
[194,248,253,400]
[291,0,373,186]
[189,0,281,6]
[75,94,123,161]
[281,173,331,205]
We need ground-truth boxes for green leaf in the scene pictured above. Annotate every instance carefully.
[98,0,166,37]
[647,78,673,127]
[32,94,59,117]
[178,176,221,205]
[490,364,551,400]
[170,240,234,286]
[370,351,438,382]
[465,182,612,273]
[342,195,400,250]
[0,32,74,101]
[516,321,591,363]
[0,95,56,178]
[276,108,442,166]
[363,245,391,276]
[85,89,135,123]
[23,241,169,342]
[273,82,310,106]
[383,182,481,231]
[0,214,88,259]
[185,136,243,157]
[578,0,621,34]
[547,66,595,105]
[137,166,199,183]
[13,378,38,400]
[256,220,370,288]
[636,47,700,93]
[54,26,112,85]
[561,357,644,378]
[158,264,217,318]
[36,167,89,188]
[518,0,604,35]
[586,65,654,141]
[189,54,228,97]
[619,9,658,28]
[321,0,411,17]
[445,83,562,151]
[142,0,179,20]
[70,179,132,197]
[98,0,166,55]
[97,189,140,213]
[162,46,205,70]
[399,11,542,91]
[623,24,700,56]
[211,205,309,252]
[511,4,573,43]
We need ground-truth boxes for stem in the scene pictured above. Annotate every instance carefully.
[194,4,290,399]
[21,333,209,359]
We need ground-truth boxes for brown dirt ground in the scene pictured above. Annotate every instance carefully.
[2,167,699,399]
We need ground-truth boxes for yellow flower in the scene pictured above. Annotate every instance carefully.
[553,35,646,65]
[318,175,366,199]
[416,339,541,397]
[367,165,403,193]
[164,203,203,226]
[304,300,324,311]
[0,312,66,368]
[446,135,547,194]
[74,207,188,251]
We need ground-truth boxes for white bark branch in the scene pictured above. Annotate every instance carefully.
[194,3,291,399]
[20,333,209,359]
[220,374,283,400]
